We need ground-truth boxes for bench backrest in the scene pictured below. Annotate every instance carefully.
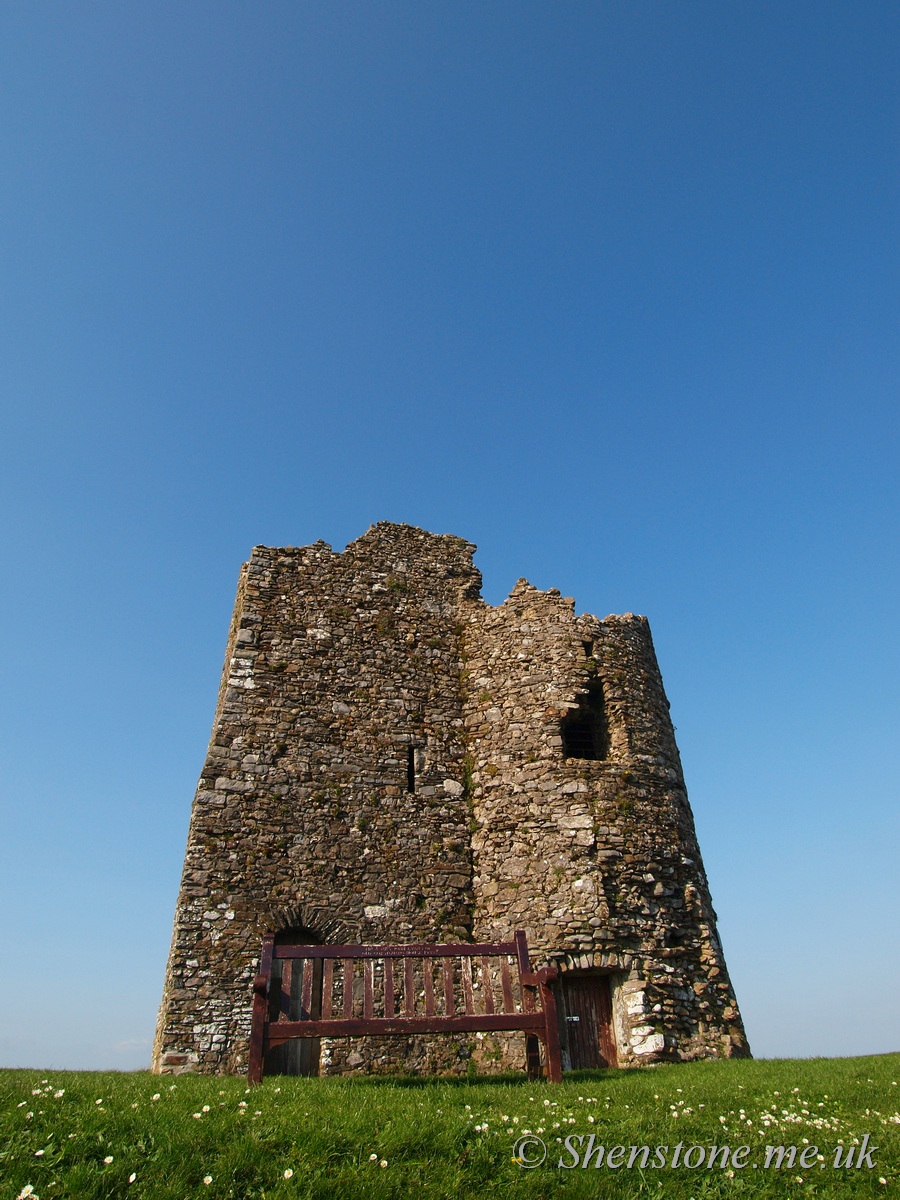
[248,930,562,1082]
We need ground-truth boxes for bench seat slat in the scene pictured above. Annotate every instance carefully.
[265,1012,547,1044]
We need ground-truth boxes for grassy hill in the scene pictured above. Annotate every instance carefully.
[2,1054,898,1198]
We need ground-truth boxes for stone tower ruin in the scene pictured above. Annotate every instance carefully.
[153,523,749,1076]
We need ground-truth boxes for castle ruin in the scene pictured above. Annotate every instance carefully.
[153,523,749,1076]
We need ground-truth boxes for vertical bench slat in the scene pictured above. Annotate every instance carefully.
[301,958,314,1019]
[364,960,374,1019]
[424,960,435,1016]
[480,957,495,1014]
[343,958,354,1019]
[322,958,334,1019]
[500,958,514,1013]
[443,958,455,1016]
[461,956,475,1014]
[404,958,415,1017]
[515,930,535,1013]
[384,958,394,1018]
[280,960,293,1020]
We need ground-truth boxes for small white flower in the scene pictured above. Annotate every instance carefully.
[238,1101,247,1107]
[18,1186,35,1198]
[203,1176,212,1185]
[193,1113,202,1119]
[129,1173,137,1184]
[369,1153,378,1161]
[35,1150,45,1157]
[96,1099,103,1105]
[283,1168,293,1179]
[104,1156,114,1164]
[879,1178,887,1185]
[54,1090,64,1099]
[151,1093,160,1101]
[202,1105,210,1113]
[18,1101,26,1107]
[380,1159,387,1168]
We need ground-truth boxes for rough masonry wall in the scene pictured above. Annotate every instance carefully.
[153,523,748,1076]
[153,526,480,1075]
[462,580,748,1067]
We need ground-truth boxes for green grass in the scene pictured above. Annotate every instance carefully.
[2,1055,898,1198]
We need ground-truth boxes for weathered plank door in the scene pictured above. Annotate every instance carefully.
[556,974,617,1070]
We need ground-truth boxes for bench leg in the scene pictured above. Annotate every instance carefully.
[247,975,269,1086]
[539,981,563,1083]
[525,1035,542,1079]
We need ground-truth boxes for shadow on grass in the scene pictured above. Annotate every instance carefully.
[288,1067,629,1090]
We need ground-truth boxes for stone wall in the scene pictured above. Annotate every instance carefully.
[153,523,748,1076]
[462,579,747,1066]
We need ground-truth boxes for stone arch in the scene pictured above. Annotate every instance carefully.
[255,902,357,946]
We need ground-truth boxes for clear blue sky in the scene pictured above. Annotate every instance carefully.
[1,1,897,1070]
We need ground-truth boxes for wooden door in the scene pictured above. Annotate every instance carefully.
[556,974,617,1070]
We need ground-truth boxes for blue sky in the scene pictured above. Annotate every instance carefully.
[1,1,897,1069]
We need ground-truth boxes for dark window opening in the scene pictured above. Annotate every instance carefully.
[582,640,593,657]
[561,681,609,760]
[407,745,416,793]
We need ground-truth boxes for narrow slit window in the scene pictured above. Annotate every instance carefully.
[561,681,609,760]
[407,745,416,793]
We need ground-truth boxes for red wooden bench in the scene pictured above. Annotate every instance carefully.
[247,930,563,1084]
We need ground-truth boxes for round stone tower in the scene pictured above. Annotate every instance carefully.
[152,523,748,1076]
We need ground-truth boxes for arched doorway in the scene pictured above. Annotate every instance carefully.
[263,926,323,1077]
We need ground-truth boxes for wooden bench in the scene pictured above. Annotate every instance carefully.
[247,930,562,1083]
